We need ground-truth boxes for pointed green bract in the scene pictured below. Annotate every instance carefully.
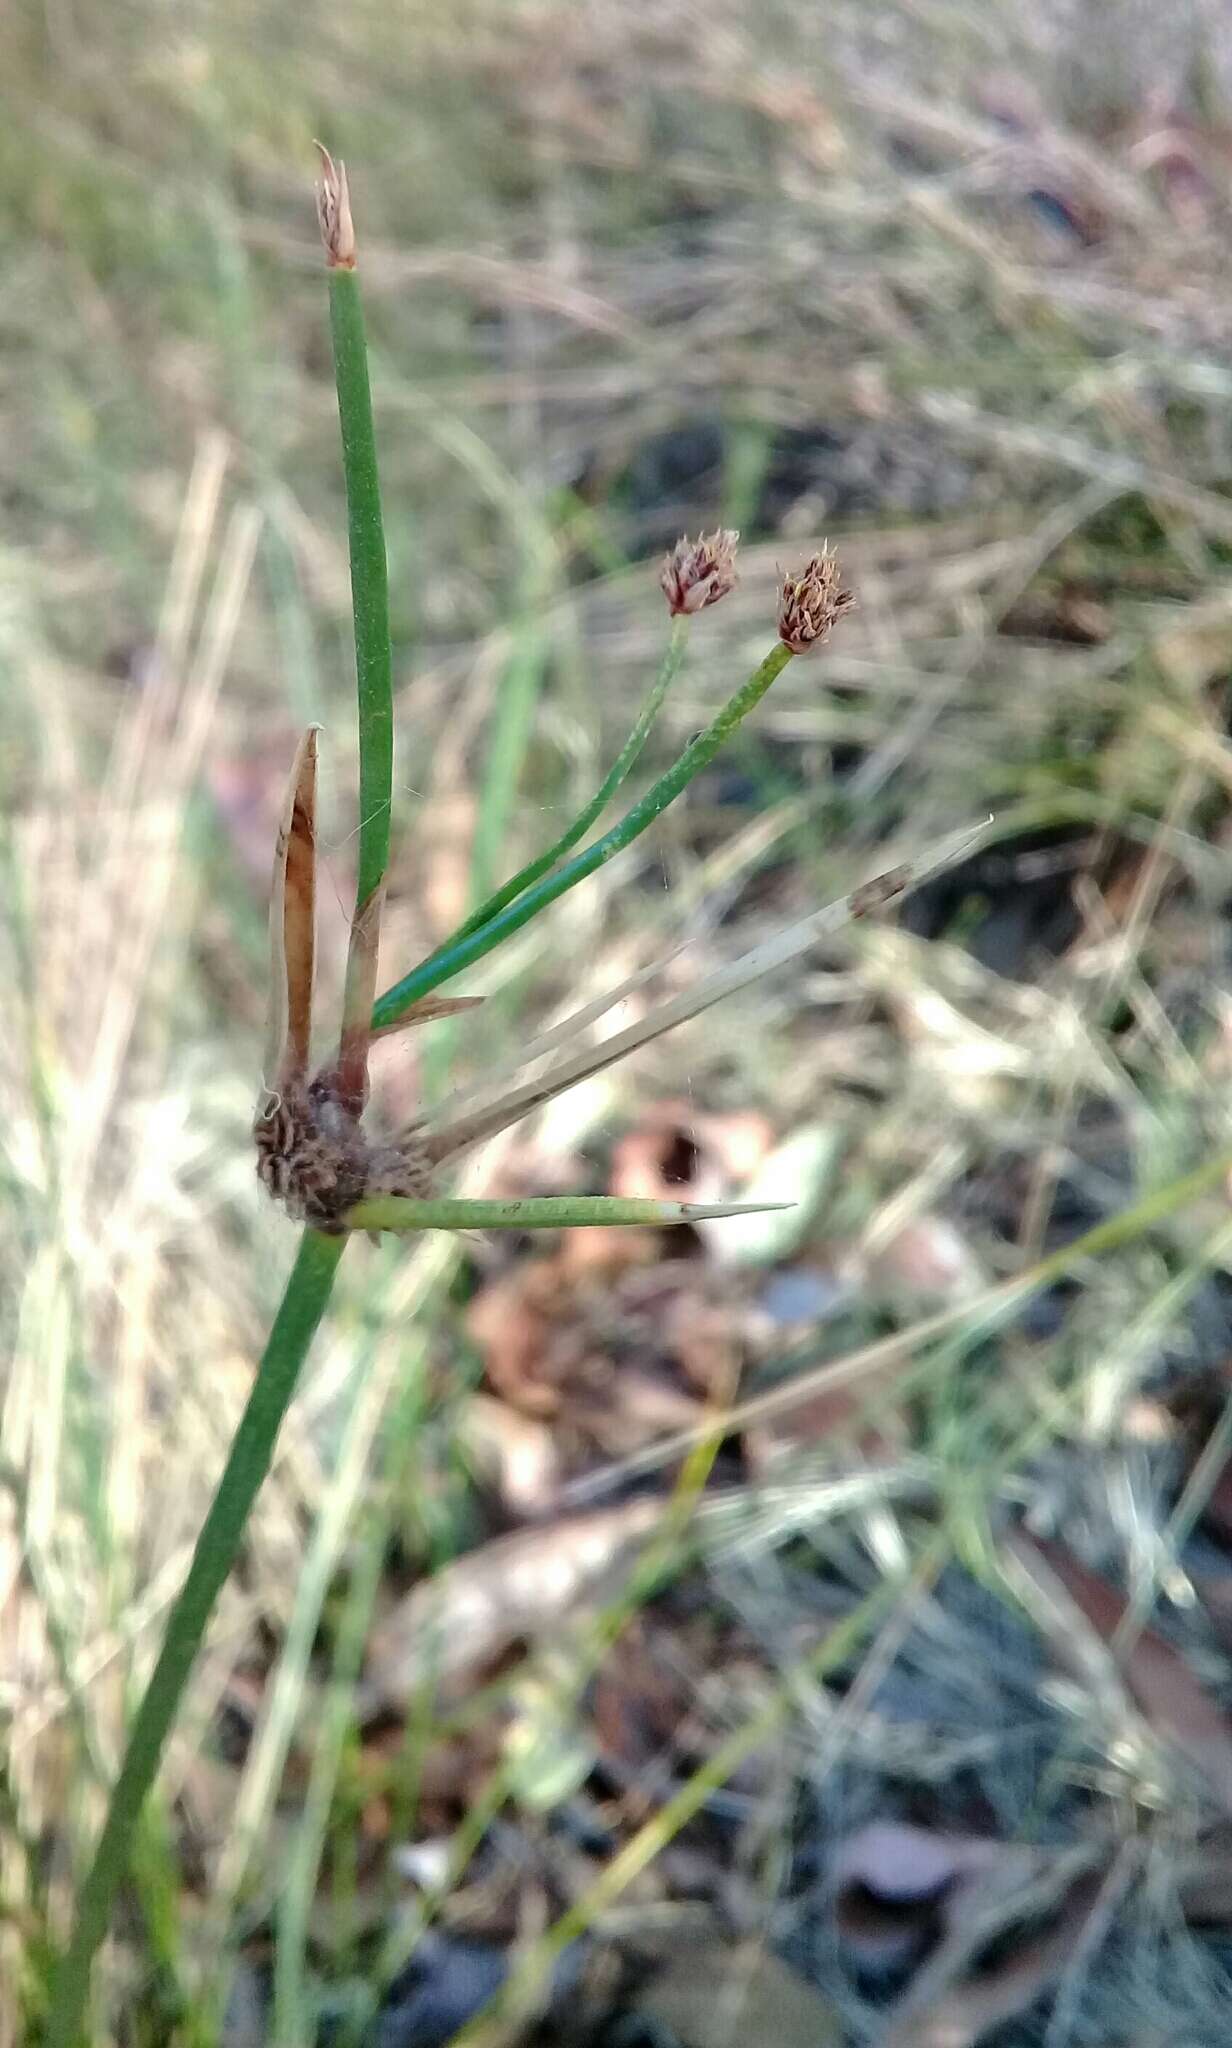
[348,1194,794,1232]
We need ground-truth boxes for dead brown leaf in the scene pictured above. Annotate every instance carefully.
[609,1102,774,1211]
[1195,1571,1232,1657]
[1007,1532,1232,1813]
[665,1289,743,1402]
[832,1822,1045,1974]
[868,1215,982,1305]
[828,1820,1115,2048]
[557,1223,659,1280]
[463,1238,734,1478]
[567,1366,702,1455]
[883,1871,1106,2048]
[591,1614,699,1811]
[1175,1821,1232,1925]
[458,1393,562,1519]
[356,1718,505,1835]
[610,1110,714,1208]
[465,1256,573,1417]
[363,1498,665,1712]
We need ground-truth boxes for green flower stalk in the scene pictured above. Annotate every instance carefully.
[413,528,737,967]
[371,638,795,1032]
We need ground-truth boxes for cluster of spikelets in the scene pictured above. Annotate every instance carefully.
[660,526,855,652]
[255,526,855,1231]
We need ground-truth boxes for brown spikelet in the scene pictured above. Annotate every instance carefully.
[776,543,855,654]
[314,142,356,269]
[254,1078,433,1232]
[659,529,739,616]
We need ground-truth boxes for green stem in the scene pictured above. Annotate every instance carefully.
[328,265,392,911]
[46,1231,345,2048]
[372,639,793,1032]
[450,613,690,946]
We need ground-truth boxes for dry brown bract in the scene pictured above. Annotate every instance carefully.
[314,142,356,269]
[659,529,739,616]
[253,729,469,1230]
[777,542,855,653]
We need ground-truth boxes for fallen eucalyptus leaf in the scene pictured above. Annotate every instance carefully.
[363,1498,665,1712]
[698,1124,843,1264]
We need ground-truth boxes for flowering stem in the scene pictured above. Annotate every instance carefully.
[372,639,794,1032]
[447,613,691,947]
[46,1231,346,2048]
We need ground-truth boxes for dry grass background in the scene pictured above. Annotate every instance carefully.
[7,1,1232,2042]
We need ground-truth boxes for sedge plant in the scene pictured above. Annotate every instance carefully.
[46,150,981,2043]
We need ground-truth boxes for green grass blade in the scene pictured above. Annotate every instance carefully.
[372,640,794,1031]
[466,620,550,916]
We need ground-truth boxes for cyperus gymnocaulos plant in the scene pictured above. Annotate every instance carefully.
[46,147,981,2048]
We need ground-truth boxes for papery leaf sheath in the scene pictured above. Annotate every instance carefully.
[264,727,319,1093]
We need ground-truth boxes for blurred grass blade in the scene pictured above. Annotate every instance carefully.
[263,726,319,1093]
[466,614,551,921]
[347,1195,794,1232]
[448,611,690,946]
